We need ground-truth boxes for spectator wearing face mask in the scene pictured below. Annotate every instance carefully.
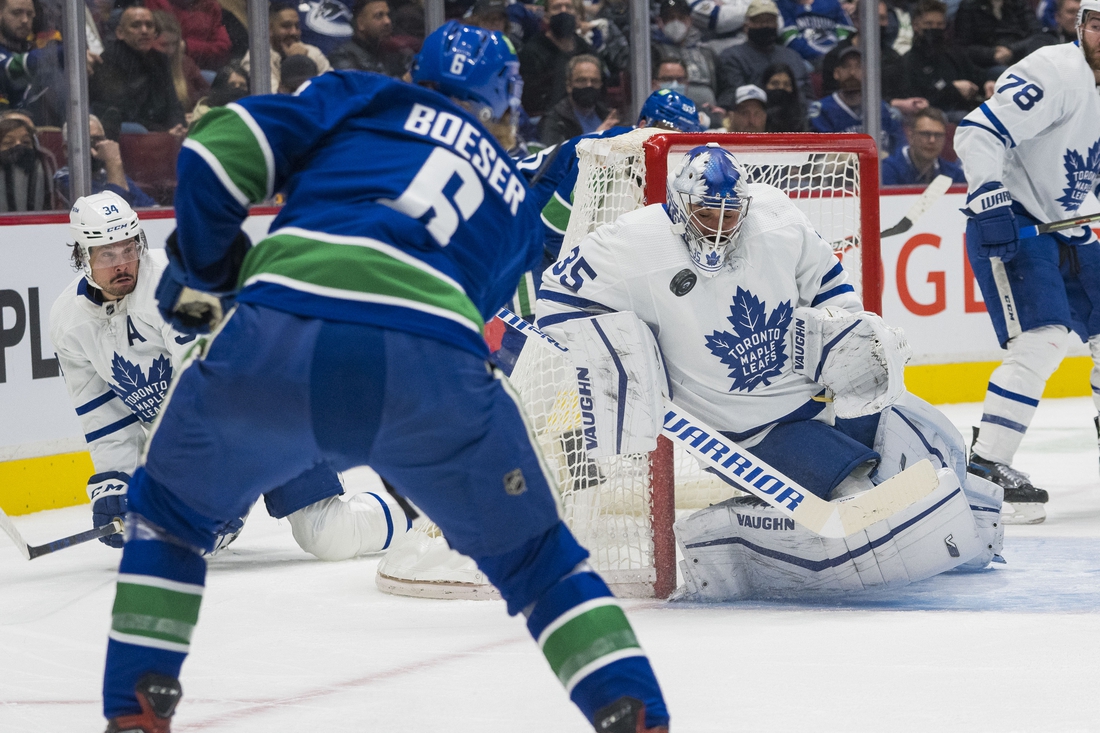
[0,116,55,212]
[653,0,720,110]
[900,0,985,120]
[518,0,596,117]
[538,53,619,145]
[761,62,807,130]
[716,0,811,109]
[53,114,155,208]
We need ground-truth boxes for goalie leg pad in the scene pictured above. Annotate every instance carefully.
[287,491,410,561]
[558,311,668,458]
[674,468,983,601]
[874,392,970,483]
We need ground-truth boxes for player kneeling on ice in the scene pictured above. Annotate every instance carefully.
[98,23,668,733]
[537,144,1005,601]
[51,191,408,561]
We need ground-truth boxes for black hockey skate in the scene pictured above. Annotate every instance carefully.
[593,696,668,733]
[105,673,181,733]
[968,454,1048,525]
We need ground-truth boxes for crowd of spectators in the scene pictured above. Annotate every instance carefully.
[0,0,1085,211]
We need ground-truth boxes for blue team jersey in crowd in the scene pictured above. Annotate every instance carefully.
[776,0,855,61]
[809,92,905,156]
[175,71,544,358]
[881,145,967,186]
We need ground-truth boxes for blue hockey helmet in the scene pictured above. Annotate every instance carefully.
[638,88,705,133]
[411,21,523,124]
[667,143,751,277]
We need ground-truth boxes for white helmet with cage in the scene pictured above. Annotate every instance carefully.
[666,143,751,277]
[69,191,147,278]
[1079,0,1100,42]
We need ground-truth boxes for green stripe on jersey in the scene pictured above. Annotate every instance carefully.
[541,604,640,689]
[188,107,269,203]
[239,233,484,330]
[540,191,573,235]
[112,582,203,647]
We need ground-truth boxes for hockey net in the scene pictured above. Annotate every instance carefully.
[376,130,881,600]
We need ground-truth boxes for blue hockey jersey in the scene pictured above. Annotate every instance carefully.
[881,145,967,186]
[175,71,544,357]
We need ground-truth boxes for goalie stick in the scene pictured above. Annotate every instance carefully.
[880,174,954,238]
[494,308,941,538]
[1019,211,1100,239]
[0,506,122,560]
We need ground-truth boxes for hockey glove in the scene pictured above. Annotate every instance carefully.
[964,182,1018,262]
[88,471,129,548]
[156,230,248,334]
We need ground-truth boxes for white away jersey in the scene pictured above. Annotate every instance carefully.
[49,251,197,481]
[536,184,862,442]
[956,43,1100,235]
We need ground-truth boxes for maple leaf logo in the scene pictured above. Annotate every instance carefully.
[1057,137,1100,213]
[109,353,173,423]
[704,288,792,392]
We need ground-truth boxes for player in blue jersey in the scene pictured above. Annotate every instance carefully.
[99,22,669,733]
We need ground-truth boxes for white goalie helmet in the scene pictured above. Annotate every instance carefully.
[1079,0,1100,41]
[69,191,146,278]
[667,143,751,277]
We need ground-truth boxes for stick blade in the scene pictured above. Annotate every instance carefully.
[0,508,32,560]
[835,459,941,535]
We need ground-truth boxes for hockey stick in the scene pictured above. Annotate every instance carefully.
[0,506,122,560]
[880,175,954,238]
[1020,211,1100,239]
[495,308,940,538]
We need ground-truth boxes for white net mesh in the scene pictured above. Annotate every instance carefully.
[376,130,870,600]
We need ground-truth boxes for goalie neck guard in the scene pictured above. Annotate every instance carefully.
[667,143,751,277]
[411,21,523,125]
[69,191,147,280]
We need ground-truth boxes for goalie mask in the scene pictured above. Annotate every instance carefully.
[69,191,147,281]
[667,143,751,277]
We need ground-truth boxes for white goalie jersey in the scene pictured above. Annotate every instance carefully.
[536,183,863,443]
[49,251,195,480]
[955,42,1100,236]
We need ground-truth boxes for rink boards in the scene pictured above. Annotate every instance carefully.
[1,191,1098,515]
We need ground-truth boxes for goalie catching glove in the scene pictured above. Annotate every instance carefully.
[791,306,912,418]
[558,311,668,458]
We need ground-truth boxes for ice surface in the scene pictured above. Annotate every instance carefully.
[2,399,1099,732]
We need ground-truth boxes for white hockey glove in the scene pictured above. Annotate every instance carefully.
[791,306,911,419]
[558,311,668,458]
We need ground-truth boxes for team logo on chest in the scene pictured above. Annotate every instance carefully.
[1058,138,1100,213]
[111,353,173,422]
[704,287,792,392]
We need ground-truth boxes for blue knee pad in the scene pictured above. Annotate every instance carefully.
[103,537,206,718]
[128,467,228,553]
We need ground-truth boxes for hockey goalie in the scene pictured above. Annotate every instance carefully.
[536,143,1006,601]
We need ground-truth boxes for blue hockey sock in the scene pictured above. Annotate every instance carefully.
[526,570,669,729]
[103,533,206,719]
